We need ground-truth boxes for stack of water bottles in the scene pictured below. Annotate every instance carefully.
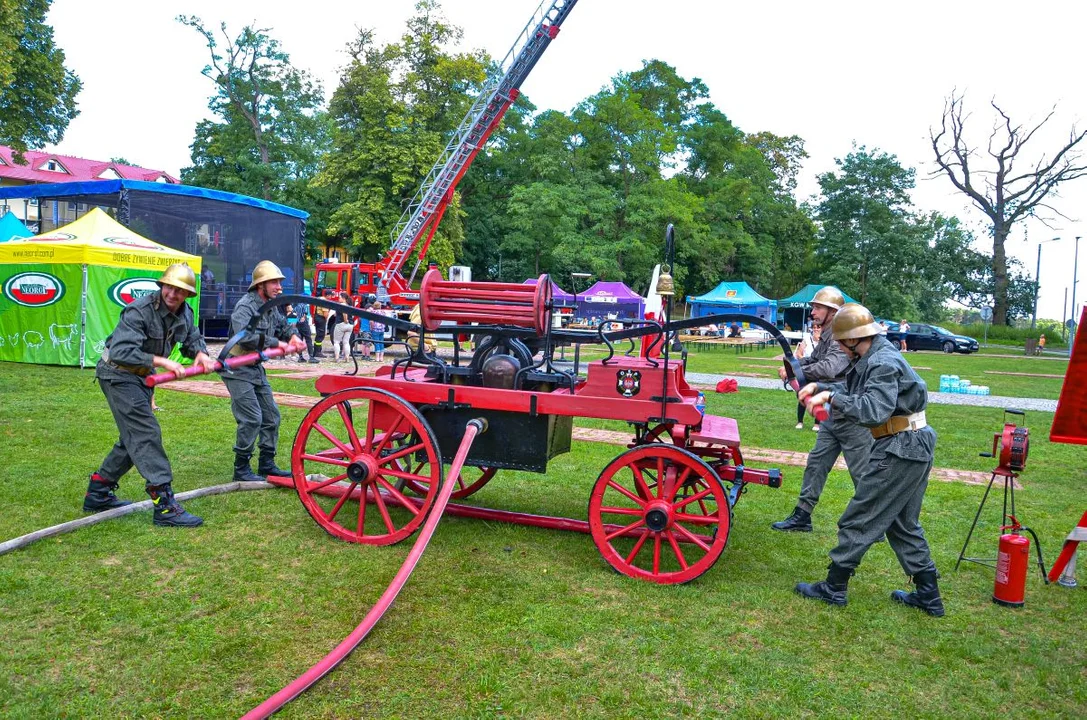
[938,374,990,395]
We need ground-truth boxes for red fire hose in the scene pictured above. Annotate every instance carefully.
[145,346,296,387]
[240,418,488,720]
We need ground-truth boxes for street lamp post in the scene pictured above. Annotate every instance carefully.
[1032,236,1063,330]
[1071,236,1081,356]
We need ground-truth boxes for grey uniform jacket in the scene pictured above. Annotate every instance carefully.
[798,325,851,385]
[227,291,298,384]
[97,291,206,382]
[819,335,935,463]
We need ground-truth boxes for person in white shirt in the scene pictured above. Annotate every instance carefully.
[794,325,821,430]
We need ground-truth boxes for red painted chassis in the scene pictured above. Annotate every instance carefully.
[287,346,782,585]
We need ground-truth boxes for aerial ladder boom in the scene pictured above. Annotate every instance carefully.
[383,0,579,289]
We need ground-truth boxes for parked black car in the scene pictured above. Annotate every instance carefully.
[884,322,979,354]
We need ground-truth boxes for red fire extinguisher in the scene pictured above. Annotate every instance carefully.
[993,516,1049,607]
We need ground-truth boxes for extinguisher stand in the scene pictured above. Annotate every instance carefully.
[955,467,1020,570]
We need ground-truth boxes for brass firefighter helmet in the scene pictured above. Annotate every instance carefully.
[249,260,285,291]
[158,263,197,296]
[831,303,884,340]
[811,286,845,311]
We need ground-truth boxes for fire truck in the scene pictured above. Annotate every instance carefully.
[312,0,578,316]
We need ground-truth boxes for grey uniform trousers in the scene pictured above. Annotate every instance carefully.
[98,375,172,487]
[223,376,281,456]
[829,428,939,576]
[797,413,873,513]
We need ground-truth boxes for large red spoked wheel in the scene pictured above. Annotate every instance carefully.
[588,444,730,584]
[291,388,442,545]
[401,465,498,500]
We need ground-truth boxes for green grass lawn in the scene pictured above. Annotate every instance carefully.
[1,362,1084,718]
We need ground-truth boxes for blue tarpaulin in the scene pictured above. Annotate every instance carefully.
[0,211,32,242]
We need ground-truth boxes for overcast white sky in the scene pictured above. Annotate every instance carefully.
[44,0,1087,321]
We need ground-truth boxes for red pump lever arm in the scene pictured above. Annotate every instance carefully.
[143,346,292,387]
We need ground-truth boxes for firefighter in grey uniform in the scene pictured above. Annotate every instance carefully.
[224,260,306,482]
[772,287,873,532]
[85,263,216,527]
[795,303,945,616]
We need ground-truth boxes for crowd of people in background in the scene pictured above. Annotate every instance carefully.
[288,293,394,363]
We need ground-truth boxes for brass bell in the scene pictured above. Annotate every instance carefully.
[655,265,675,296]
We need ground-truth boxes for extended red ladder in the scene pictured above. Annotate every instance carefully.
[384,0,580,287]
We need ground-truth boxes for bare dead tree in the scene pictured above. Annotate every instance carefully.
[931,91,1087,324]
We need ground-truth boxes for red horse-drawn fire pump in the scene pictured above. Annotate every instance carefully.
[230,228,799,586]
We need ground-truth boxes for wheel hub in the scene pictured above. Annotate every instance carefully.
[346,454,380,484]
[644,500,673,532]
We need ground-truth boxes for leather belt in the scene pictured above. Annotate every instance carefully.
[871,411,927,439]
[105,360,153,377]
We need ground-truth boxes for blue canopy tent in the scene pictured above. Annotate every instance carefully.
[0,211,32,242]
[687,281,777,324]
[0,180,307,336]
[777,284,855,331]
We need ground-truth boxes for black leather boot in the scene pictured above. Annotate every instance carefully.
[772,506,812,532]
[147,484,203,527]
[233,452,266,483]
[891,570,946,617]
[83,472,133,512]
[257,452,291,478]
[795,563,852,606]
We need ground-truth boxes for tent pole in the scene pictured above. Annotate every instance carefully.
[80,264,88,368]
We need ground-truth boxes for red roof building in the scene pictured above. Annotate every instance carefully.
[0,145,179,186]
[0,145,178,230]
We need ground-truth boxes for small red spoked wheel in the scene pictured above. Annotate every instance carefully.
[291,388,442,545]
[588,444,730,584]
[400,464,498,500]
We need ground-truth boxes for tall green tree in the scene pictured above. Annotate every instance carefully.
[178,15,333,251]
[461,59,814,300]
[814,145,925,318]
[679,105,814,297]
[564,61,710,290]
[315,0,488,271]
[0,0,81,159]
[912,212,990,320]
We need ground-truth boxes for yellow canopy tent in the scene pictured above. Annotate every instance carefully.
[0,208,201,367]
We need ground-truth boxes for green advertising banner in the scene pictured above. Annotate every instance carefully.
[0,209,202,367]
[0,262,85,365]
[0,263,199,367]
[83,267,199,366]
